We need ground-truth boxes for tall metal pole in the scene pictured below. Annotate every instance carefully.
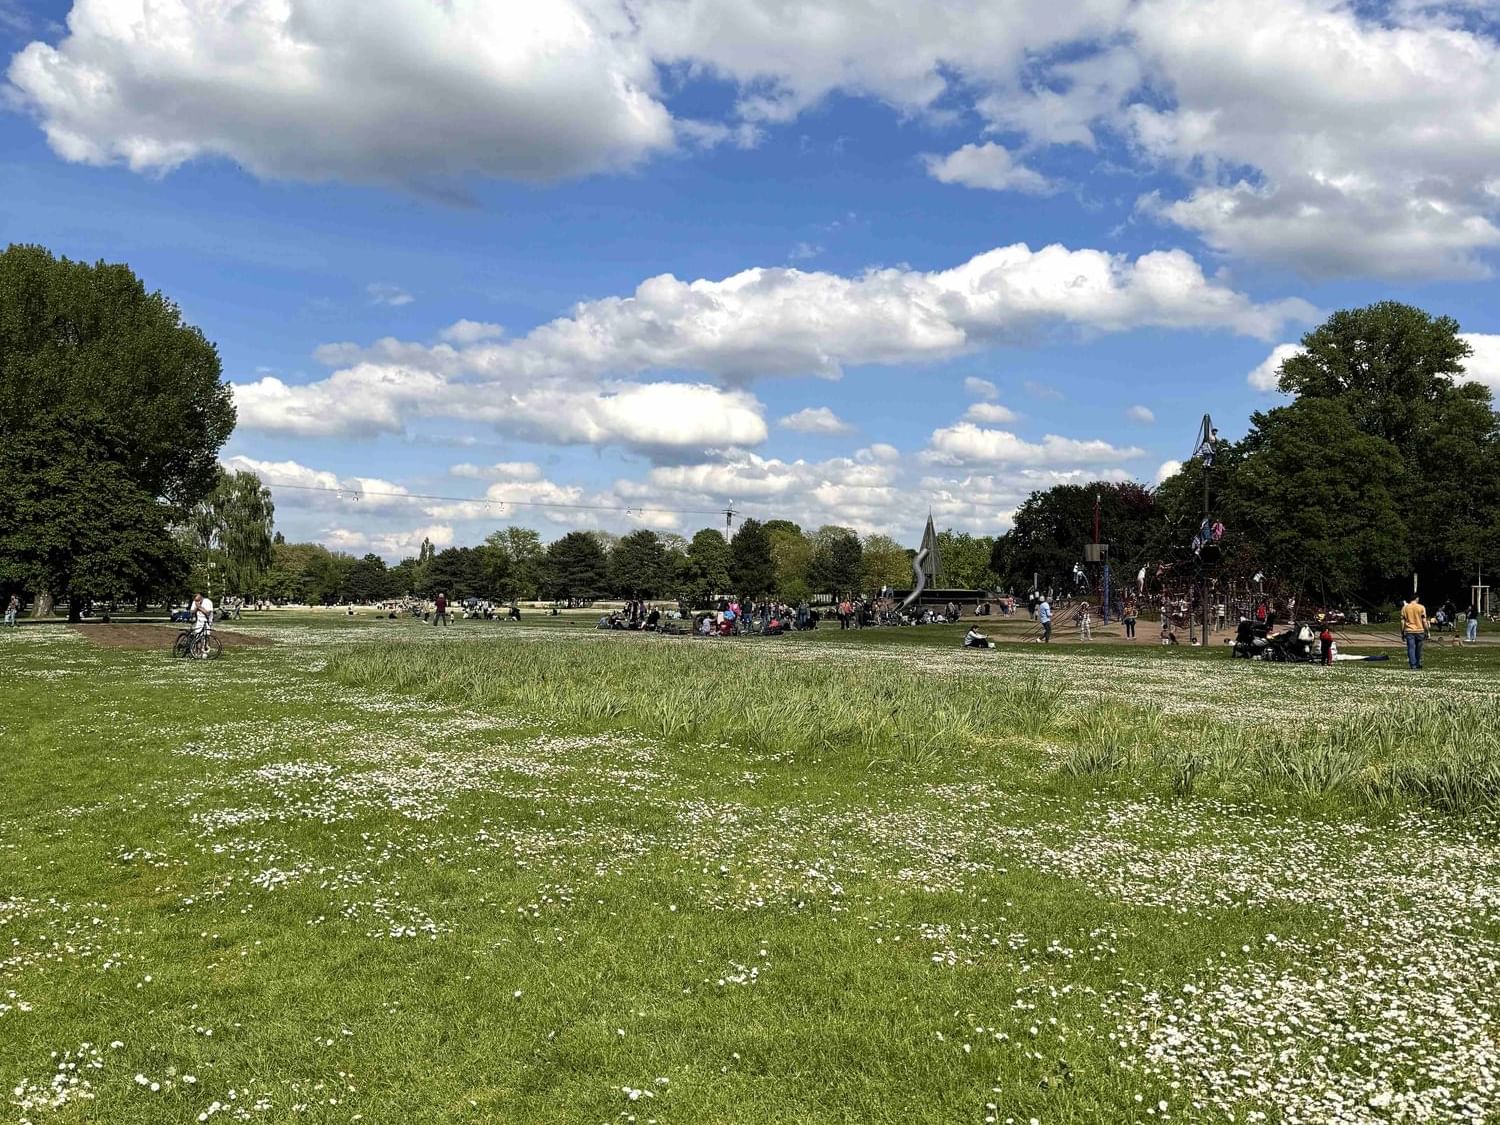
[1196,415,1214,648]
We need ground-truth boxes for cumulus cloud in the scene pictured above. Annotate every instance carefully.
[449,461,545,482]
[439,320,504,345]
[964,402,1020,424]
[922,422,1144,467]
[443,243,1310,384]
[778,406,854,434]
[964,376,1000,400]
[1460,333,1500,390]
[7,0,674,187]
[232,241,1307,455]
[1247,343,1307,392]
[11,0,1500,278]
[1126,404,1155,423]
[1154,459,1183,484]
[924,142,1053,194]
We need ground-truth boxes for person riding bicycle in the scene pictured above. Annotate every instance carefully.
[191,592,215,635]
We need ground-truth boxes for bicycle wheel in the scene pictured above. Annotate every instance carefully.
[204,634,223,659]
[173,631,193,658]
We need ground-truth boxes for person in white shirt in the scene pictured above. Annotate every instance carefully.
[191,593,215,635]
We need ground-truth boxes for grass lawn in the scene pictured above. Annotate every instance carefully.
[3,613,1499,1124]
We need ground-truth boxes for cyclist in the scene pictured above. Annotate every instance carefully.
[191,592,216,636]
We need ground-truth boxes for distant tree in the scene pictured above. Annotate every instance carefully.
[483,527,544,600]
[808,526,864,595]
[0,245,235,616]
[609,529,671,597]
[387,557,422,597]
[187,469,276,599]
[934,530,997,589]
[422,547,491,600]
[766,522,812,597]
[993,482,1159,593]
[344,553,395,602]
[682,528,732,606]
[729,518,776,598]
[543,531,609,601]
[860,534,910,592]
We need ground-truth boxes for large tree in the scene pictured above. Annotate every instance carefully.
[860,534,911,592]
[0,245,236,616]
[992,482,1159,593]
[422,547,492,600]
[483,527,544,600]
[934,530,997,589]
[609,529,671,597]
[682,528,732,606]
[729,518,776,599]
[808,525,864,595]
[543,531,609,601]
[0,418,190,616]
[1275,301,1500,599]
[1234,398,1410,599]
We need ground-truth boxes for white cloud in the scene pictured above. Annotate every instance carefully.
[778,406,854,435]
[232,364,768,458]
[1126,404,1155,424]
[449,462,545,482]
[444,243,1310,385]
[922,422,1144,467]
[964,402,1020,424]
[324,525,455,559]
[439,320,504,345]
[220,455,417,514]
[7,0,674,187]
[1460,333,1500,390]
[1247,343,1307,392]
[924,142,1054,194]
[1154,459,1182,484]
[11,0,1500,279]
[233,241,1308,454]
[964,376,1000,400]
[367,283,414,308]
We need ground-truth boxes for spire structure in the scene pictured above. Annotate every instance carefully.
[919,513,943,588]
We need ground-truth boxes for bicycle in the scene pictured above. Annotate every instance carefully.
[173,626,223,660]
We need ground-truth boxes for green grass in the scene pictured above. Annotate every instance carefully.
[3,615,1499,1123]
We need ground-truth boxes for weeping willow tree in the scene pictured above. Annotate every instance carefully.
[187,469,276,599]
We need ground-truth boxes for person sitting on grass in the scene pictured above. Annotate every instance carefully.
[963,625,993,649]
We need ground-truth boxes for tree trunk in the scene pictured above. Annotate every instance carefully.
[32,591,54,619]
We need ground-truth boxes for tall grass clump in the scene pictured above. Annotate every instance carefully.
[326,637,1054,769]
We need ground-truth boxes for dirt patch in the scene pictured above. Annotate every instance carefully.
[70,624,272,650]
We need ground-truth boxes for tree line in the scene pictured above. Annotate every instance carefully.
[257,521,1002,606]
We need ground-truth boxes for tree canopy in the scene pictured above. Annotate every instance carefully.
[0,245,235,616]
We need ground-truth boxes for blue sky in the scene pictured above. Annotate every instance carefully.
[5,0,1500,556]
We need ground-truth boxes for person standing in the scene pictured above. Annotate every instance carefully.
[1467,602,1480,644]
[192,592,215,636]
[1319,621,1334,666]
[1122,599,1137,640]
[4,594,18,627]
[434,591,449,627]
[1400,595,1428,669]
[1037,597,1052,643]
